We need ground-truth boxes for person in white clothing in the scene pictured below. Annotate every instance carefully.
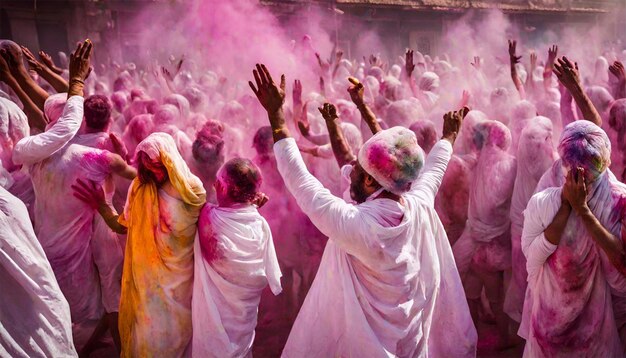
[249,63,477,357]
[192,157,282,357]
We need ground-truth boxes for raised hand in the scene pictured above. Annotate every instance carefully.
[39,50,61,73]
[508,40,521,64]
[297,120,311,137]
[470,56,481,69]
[530,51,538,69]
[405,49,415,77]
[318,103,338,122]
[21,46,44,73]
[347,77,365,106]
[161,66,174,82]
[293,79,303,104]
[562,167,588,214]
[553,56,581,92]
[609,61,625,82]
[442,106,469,144]
[72,178,106,210]
[547,45,558,66]
[69,39,93,82]
[315,53,330,73]
[249,63,286,114]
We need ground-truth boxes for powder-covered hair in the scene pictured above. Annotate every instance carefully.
[84,94,112,131]
[218,158,263,203]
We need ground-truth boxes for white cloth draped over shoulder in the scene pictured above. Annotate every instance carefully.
[274,138,476,358]
[0,185,77,357]
[192,204,281,357]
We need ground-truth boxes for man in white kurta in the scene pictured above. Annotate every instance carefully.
[274,132,476,357]
[249,64,476,357]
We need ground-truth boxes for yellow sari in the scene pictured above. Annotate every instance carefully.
[118,133,206,357]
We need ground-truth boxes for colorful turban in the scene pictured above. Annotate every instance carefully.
[357,126,424,195]
[558,121,611,179]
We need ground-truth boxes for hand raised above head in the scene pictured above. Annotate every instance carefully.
[547,45,558,64]
[347,77,364,105]
[318,103,338,122]
[21,46,44,73]
[405,49,415,76]
[442,106,469,143]
[508,40,522,64]
[249,63,286,114]
[609,61,625,82]
[553,56,581,91]
[69,39,93,82]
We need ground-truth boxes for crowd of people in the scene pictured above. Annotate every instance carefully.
[1,24,626,358]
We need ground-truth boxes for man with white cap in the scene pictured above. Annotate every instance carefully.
[249,64,477,357]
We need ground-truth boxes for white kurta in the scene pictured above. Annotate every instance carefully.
[0,186,77,357]
[274,138,477,358]
[192,204,282,357]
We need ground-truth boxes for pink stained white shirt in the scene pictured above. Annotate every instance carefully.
[274,137,477,358]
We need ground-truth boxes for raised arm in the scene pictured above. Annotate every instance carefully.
[250,63,362,245]
[508,40,526,99]
[410,107,467,205]
[554,56,602,126]
[319,103,355,168]
[0,55,46,131]
[12,40,93,166]
[38,50,64,75]
[348,77,381,134]
[0,43,50,110]
[543,45,558,92]
[21,45,69,94]
[559,83,576,127]
[609,61,626,100]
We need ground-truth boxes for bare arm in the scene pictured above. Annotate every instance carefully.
[107,152,137,180]
[319,103,355,168]
[543,45,558,92]
[22,46,69,93]
[0,48,49,110]
[0,61,46,131]
[508,40,526,99]
[559,84,576,126]
[38,50,64,75]
[347,77,381,134]
[554,56,602,126]
[248,63,291,143]
[609,61,626,100]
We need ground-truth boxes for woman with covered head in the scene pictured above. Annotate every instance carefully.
[452,120,517,349]
[520,120,626,357]
[192,158,281,357]
[504,116,556,324]
[76,132,206,356]
[249,64,476,357]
